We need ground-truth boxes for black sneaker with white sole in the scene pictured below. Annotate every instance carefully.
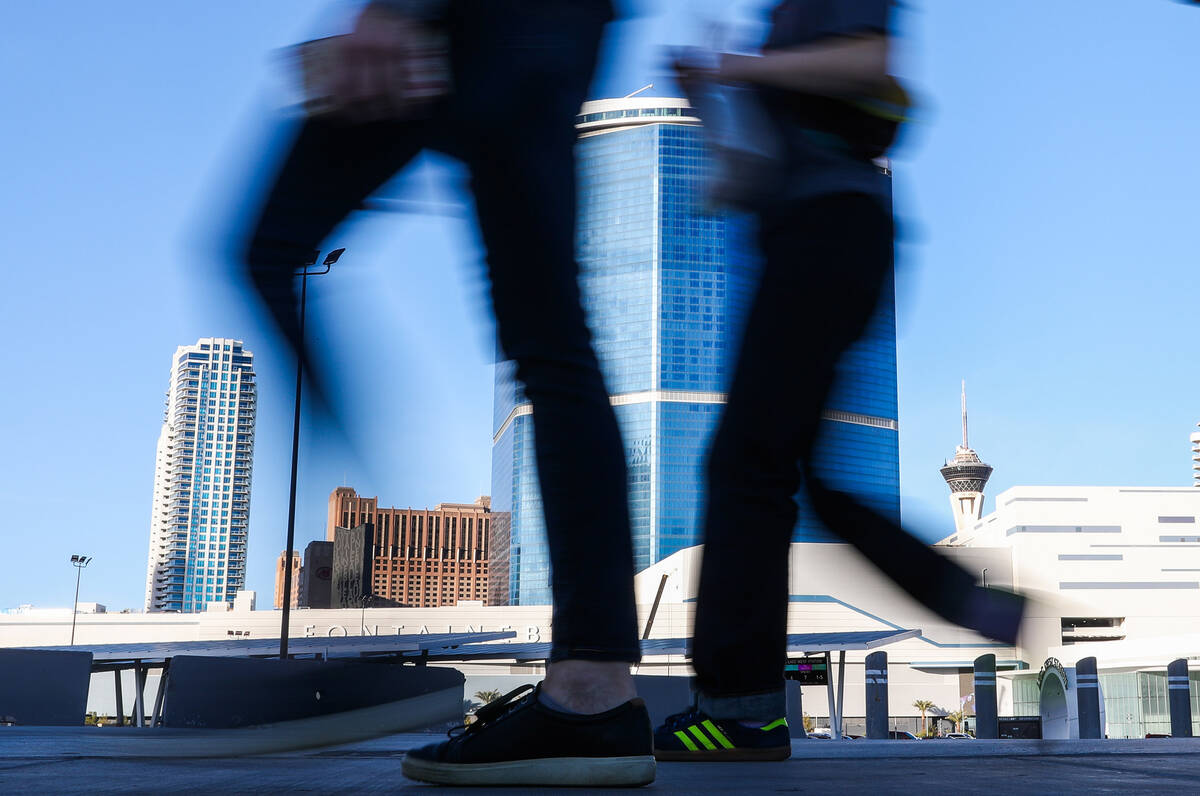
[401,683,656,787]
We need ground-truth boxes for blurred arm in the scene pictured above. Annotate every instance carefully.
[322,1,450,120]
[719,34,890,99]
[370,0,447,19]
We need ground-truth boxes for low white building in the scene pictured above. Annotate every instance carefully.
[3,542,1010,734]
[3,603,107,617]
[940,485,1200,650]
[4,487,1199,736]
[938,484,1200,737]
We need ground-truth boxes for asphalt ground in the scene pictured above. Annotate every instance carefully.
[3,733,1199,794]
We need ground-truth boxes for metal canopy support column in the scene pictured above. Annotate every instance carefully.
[150,662,170,727]
[836,651,846,740]
[824,651,838,740]
[114,669,125,727]
[824,650,848,740]
[133,662,146,728]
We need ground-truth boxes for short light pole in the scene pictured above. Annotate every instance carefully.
[982,568,989,588]
[360,593,373,636]
[70,554,92,645]
[280,248,345,659]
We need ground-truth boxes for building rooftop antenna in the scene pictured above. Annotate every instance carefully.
[961,380,968,450]
[624,83,654,99]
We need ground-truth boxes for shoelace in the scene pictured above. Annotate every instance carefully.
[447,683,538,738]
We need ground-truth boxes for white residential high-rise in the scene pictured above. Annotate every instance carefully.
[145,338,256,612]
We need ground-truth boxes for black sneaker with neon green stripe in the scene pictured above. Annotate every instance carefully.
[653,708,791,761]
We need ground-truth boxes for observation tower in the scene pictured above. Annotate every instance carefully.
[940,382,993,535]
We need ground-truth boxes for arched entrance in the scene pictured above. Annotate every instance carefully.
[1039,658,1071,739]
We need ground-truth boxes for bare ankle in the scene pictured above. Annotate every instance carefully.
[541,660,636,714]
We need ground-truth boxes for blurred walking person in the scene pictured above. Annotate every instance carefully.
[237,1,653,787]
[655,0,1026,761]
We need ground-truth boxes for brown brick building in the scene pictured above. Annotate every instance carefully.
[273,550,301,610]
[325,487,491,607]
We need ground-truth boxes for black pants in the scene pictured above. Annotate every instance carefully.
[241,1,640,662]
[691,194,1013,703]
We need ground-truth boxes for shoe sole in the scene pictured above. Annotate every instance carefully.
[401,753,656,786]
[654,745,791,762]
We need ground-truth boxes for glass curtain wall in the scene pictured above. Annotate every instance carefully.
[491,111,900,603]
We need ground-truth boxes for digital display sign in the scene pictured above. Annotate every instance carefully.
[784,656,829,686]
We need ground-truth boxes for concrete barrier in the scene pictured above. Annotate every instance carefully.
[974,654,998,739]
[162,656,462,729]
[1075,657,1102,740]
[785,681,808,739]
[0,649,92,726]
[865,651,888,739]
[1167,658,1193,738]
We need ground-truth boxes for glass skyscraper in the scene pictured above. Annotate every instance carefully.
[491,98,899,605]
[144,337,256,612]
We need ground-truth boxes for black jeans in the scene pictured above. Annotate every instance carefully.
[691,194,1015,713]
[240,0,640,662]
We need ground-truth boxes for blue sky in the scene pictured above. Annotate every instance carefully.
[1,1,1197,613]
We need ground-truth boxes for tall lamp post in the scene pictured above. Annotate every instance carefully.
[279,247,345,659]
[70,554,92,645]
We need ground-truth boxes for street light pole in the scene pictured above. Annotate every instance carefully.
[70,554,92,645]
[280,248,344,659]
[360,593,372,636]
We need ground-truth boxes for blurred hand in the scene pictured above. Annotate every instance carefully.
[670,47,720,96]
[326,3,449,121]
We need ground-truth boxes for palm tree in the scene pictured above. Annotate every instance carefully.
[944,709,965,733]
[912,699,935,737]
[473,689,503,705]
